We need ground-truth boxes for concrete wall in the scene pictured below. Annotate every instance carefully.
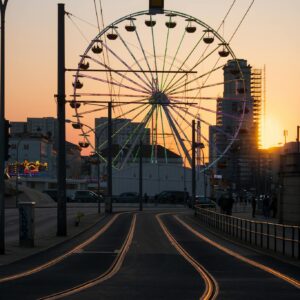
[110,163,206,196]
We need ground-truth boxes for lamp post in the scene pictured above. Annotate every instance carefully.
[0,0,9,255]
[200,147,207,200]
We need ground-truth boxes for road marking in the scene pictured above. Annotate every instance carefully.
[39,214,136,300]
[175,215,300,289]
[156,213,219,300]
[0,214,121,283]
[73,250,120,254]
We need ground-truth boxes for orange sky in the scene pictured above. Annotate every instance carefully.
[4,0,300,150]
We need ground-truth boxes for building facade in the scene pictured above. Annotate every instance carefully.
[210,59,257,192]
[95,117,151,150]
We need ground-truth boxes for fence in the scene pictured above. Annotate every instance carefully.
[194,206,300,260]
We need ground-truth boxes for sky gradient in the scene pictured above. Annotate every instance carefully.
[4,0,300,149]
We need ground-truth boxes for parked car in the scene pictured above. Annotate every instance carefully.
[155,191,189,204]
[118,192,139,203]
[194,196,216,209]
[71,190,103,203]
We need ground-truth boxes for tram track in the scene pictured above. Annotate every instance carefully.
[0,213,121,283]
[156,213,219,300]
[38,213,136,300]
[175,214,300,290]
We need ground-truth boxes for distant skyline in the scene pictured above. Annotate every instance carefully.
[5,0,300,149]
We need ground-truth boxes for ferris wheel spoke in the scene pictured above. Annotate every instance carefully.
[161,30,187,91]
[168,78,237,96]
[131,110,155,163]
[98,104,150,152]
[160,15,172,91]
[74,93,150,99]
[193,57,222,100]
[86,55,152,93]
[169,106,217,153]
[168,108,192,150]
[78,73,150,95]
[150,105,158,163]
[115,29,154,89]
[163,106,192,167]
[167,64,225,95]
[102,42,153,91]
[169,99,242,121]
[164,45,221,94]
[162,31,206,93]
[134,28,156,89]
[75,105,108,117]
[75,100,148,119]
[150,15,159,92]
[159,105,168,164]
[174,104,234,139]
[117,106,155,169]
[95,103,148,134]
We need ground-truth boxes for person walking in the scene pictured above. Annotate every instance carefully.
[251,195,257,218]
[270,194,278,218]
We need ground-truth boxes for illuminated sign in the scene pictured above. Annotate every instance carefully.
[8,160,48,177]
[149,0,164,14]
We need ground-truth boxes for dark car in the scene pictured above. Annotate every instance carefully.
[71,190,103,203]
[118,192,139,203]
[155,191,189,204]
[42,190,74,202]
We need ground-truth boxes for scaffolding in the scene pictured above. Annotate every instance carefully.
[251,68,265,148]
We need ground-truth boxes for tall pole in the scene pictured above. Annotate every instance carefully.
[0,0,8,255]
[139,140,143,211]
[107,101,112,214]
[202,149,207,200]
[97,158,101,214]
[192,120,196,207]
[57,3,67,236]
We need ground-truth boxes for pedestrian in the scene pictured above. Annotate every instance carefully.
[263,195,270,218]
[226,193,234,215]
[251,195,257,218]
[270,194,277,218]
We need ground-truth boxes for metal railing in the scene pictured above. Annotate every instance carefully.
[195,206,300,260]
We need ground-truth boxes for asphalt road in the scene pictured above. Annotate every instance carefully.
[0,209,299,300]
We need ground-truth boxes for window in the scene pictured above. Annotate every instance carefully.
[24,144,29,150]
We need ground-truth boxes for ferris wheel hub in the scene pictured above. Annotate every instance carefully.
[149,91,170,105]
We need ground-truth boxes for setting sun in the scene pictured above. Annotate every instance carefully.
[261,115,285,149]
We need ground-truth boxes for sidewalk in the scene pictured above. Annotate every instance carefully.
[0,208,105,266]
[230,202,279,223]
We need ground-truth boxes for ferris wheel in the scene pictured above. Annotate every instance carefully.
[70,9,247,171]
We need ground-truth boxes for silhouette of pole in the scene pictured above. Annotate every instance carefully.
[297,125,300,153]
[107,101,112,213]
[192,120,196,207]
[0,0,8,255]
[57,3,67,236]
[139,140,143,211]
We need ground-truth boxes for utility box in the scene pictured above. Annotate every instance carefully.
[19,202,35,247]
[278,153,300,225]
[149,0,164,14]
[105,197,112,214]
